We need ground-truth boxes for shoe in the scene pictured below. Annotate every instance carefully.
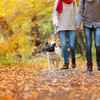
[98,67,100,71]
[97,59,100,71]
[61,62,69,70]
[87,63,93,72]
[71,57,76,68]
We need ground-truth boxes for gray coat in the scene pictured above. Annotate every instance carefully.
[77,0,100,28]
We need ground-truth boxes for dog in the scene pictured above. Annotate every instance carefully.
[45,41,61,70]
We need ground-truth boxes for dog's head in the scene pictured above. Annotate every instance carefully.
[45,41,56,52]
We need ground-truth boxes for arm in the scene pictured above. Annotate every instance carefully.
[76,0,84,27]
[74,0,78,25]
[52,0,59,26]
[97,0,100,2]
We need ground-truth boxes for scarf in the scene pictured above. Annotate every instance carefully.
[56,0,73,13]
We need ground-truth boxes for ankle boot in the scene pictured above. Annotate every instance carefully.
[97,59,100,71]
[98,65,100,71]
[71,57,76,68]
[87,63,93,72]
[61,62,69,70]
[96,46,100,71]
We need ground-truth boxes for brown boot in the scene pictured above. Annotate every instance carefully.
[96,46,100,71]
[71,57,76,68]
[98,67,100,71]
[97,59,100,71]
[61,62,69,70]
[87,63,93,72]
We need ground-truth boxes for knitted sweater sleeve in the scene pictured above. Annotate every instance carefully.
[76,0,84,26]
[74,0,78,25]
[52,0,59,26]
[97,0,100,2]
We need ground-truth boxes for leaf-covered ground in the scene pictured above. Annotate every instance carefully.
[0,56,100,100]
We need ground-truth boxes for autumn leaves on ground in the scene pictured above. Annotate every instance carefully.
[0,0,100,100]
[0,54,100,100]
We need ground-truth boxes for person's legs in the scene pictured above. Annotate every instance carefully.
[59,31,69,69]
[68,30,75,58]
[68,30,76,68]
[83,26,93,71]
[94,27,100,70]
[59,31,68,62]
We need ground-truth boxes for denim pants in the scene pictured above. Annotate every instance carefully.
[83,26,100,64]
[59,30,76,63]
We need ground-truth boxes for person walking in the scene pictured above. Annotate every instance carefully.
[77,0,100,71]
[52,0,77,69]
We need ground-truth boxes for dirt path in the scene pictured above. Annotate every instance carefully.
[36,67,100,100]
[0,60,100,100]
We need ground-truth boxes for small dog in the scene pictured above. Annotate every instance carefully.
[45,41,61,70]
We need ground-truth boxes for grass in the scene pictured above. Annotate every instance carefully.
[0,41,96,65]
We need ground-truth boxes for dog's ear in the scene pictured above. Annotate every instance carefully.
[46,42,48,46]
[52,43,56,47]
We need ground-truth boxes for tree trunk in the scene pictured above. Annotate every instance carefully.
[31,16,39,37]
[0,17,14,40]
[30,16,42,55]
[75,33,85,55]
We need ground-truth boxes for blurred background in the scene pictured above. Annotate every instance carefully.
[0,0,96,65]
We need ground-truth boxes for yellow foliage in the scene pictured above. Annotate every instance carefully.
[0,0,79,59]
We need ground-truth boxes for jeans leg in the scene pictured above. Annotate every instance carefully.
[59,31,69,63]
[83,26,92,64]
[68,30,76,58]
[94,27,100,66]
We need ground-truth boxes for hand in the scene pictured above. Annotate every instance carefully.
[76,26,83,33]
[72,0,75,4]
[54,23,60,28]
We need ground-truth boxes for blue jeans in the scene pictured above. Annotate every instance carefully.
[84,26,100,64]
[59,30,76,63]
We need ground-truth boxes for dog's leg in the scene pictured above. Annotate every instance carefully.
[48,58,51,70]
[56,59,60,69]
[52,60,55,70]
[47,53,51,70]
[54,60,59,71]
